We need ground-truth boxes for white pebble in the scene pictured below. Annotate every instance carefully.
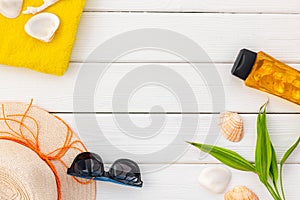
[198,166,232,194]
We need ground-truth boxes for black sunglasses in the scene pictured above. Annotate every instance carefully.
[67,152,143,188]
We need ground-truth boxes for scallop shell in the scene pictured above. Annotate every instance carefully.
[220,112,244,142]
[0,0,23,18]
[224,186,259,200]
[24,12,60,43]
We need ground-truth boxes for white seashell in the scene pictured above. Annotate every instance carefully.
[220,112,244,142]
[23,0,59,15]
[0,0,23,18]
[24,13,60,43]
[224,186,259,200]
[198,166,232,194]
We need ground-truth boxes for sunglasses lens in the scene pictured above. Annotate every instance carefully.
[109,159,142,186]
[72,152,104,177]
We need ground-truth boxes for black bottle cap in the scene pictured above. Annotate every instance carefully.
[231,49,257,80]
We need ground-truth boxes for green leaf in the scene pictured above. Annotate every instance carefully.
[188,142,256,172]
[270,144,279,195]
[280,136,300,165]
[187,101,298,200]
[255,102,273,183]
[280,136,300,200]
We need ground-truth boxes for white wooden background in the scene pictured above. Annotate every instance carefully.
[2,0,300,199]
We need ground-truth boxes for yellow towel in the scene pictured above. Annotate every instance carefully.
[0,0,86,76]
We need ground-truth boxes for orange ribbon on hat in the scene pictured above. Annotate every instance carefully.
[0,100,94,200]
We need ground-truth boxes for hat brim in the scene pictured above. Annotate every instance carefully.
[0,102,96,200]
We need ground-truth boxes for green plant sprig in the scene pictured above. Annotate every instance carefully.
[188,101,300,200]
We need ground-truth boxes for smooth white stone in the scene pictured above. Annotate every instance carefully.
[24,12,60,43]
[0,0,23,18]
[198,166,232,194]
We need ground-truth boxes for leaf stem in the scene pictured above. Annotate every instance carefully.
[280,166,286,200]
[279,136,300,200]
[265,182,282,200]
[188,102,300,200]
[273,181,281,199]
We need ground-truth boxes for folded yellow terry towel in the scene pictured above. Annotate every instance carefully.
[0,0,86,76]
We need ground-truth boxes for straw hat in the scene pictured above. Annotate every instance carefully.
[0,101,96,200]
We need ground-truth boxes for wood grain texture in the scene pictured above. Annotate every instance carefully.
[55,113,300,164]
[1,3,300,199]
[72,13,300,63]
[1,63,300,113]
[84,0,300,13]
[96,164,299,200]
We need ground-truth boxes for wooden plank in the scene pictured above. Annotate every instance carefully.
[72,13,300,63]
[84,0,300,13]
[57,113,300,164]
[1,63,300,113]
[96,164,299,200]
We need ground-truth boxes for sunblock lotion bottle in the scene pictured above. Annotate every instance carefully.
[231,49,300,105]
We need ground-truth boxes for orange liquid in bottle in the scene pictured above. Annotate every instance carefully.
[245,52,300,105]
[232,49,300,105]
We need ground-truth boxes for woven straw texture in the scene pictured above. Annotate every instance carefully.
[0,102,96,200]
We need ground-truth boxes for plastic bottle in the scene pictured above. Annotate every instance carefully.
[231,49,300,105]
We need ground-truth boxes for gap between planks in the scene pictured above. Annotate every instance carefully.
[82,11,300,15]
[50,112,300,115]
[83,0,300,14]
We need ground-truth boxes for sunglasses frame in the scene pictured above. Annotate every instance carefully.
[67,152,143,188]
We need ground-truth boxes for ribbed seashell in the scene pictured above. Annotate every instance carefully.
[224,186,259,200]
[220,112,244,142]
